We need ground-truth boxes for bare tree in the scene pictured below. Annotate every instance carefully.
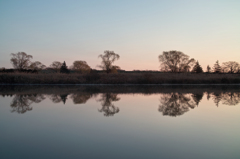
[98,50,120,73]
[71,61,91,73]
[50,61,62,69]
[10,52,33,70]
[222,61,239,73]
[158,51,195,72]
[29,61,46,70]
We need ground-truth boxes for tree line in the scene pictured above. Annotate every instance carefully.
[1,50,239,74]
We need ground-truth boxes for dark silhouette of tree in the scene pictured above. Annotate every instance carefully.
[213,60,221,73]
[158,93,197,117]
[60,61,69,73]
[192,61,203,73]
[158,50,195,72]
[71,61,91,73]
[206,65,211,73]
[70,93,92,104]
[98,50,120,73]
[29,61,46,70]
[222,61,239,73]
[50,61,62,70]
[10,52,33,70]
[97,93,120,116]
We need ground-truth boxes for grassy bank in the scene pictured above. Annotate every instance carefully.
[0,72,240,84]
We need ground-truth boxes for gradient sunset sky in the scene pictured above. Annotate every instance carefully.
[0,0,239,71]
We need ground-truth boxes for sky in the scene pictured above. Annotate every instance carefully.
[0,0,240,71]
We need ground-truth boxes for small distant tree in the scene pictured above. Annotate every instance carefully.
[158,50,195,72]
[222,61,239,73]
[206,65,211,73]
[72,61,91,73]
[29,61,46,70]
[50,61,62,69]
[213,60,221,73]
[60,61,69,73]
[110,65,121,74]
[98,50,120,73]
[10,52,33,70]
[192,61,203,73]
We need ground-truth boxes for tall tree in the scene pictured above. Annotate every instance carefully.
[60,61,69,73]
[98,50,120,73]
[10,52,33,70]
[213,60,221,73]
[192,61,203,73]
[71,61,91,73]
[158,50,195,72]
[222,61,239,73]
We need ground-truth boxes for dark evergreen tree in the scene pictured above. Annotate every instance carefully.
[192,61,203,73]
[213,60,221,73]
[60,61,69,73]
[60,94,68,104]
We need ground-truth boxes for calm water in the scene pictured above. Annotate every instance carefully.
[0,85,240,159]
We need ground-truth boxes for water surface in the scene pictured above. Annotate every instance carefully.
[0,85,240,159]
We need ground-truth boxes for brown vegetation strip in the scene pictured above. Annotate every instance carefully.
[0,73,240,84]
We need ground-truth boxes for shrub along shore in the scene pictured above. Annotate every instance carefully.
[0,72,240,84]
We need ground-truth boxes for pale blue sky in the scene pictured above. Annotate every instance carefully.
[0,0,240,70]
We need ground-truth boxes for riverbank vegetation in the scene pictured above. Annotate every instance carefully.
[0,50,240,84]
[0,72,240,84]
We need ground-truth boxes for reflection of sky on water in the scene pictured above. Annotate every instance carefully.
[0,87,240,159]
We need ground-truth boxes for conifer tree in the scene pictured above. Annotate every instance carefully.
[192,61,203,73]
[60,61,69,73]
[213,60,221,73]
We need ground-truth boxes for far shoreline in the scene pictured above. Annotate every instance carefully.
[1,72,240,85]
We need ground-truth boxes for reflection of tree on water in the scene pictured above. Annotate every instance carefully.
[49,94,69,104]
[211,92,240,106]
[70,93,92,104]
[159,93,199,117]
[222,92,240,106]
[209,92,240,106]
[192,93,203,106]
[10,94,45,114]
[97,93,120,117]
[211,92,222,107]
